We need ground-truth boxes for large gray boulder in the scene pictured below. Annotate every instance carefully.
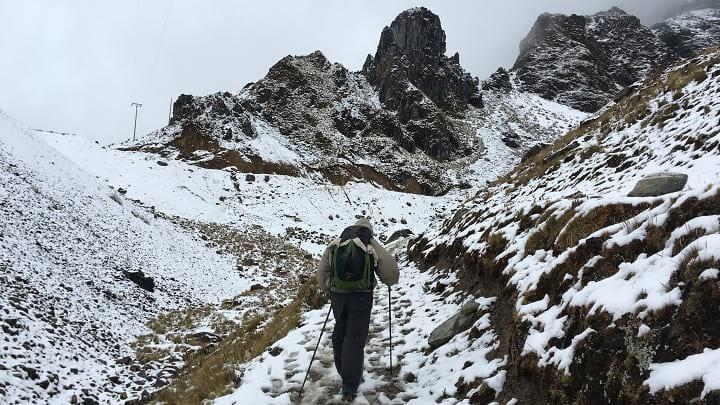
[428,301,480,349]
[628,172,688,197]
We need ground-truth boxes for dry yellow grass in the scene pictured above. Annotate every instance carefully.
[152,278,326,404]
[555,203,653,250]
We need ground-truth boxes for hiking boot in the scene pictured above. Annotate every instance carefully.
[341,384,357,400]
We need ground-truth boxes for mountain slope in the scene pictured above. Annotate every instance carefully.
[0,112,252,403]
[653,8,720,58]
[131,8,583,196]
[202,48,720,405]
[512,7,672,112]
[409,49,720,403]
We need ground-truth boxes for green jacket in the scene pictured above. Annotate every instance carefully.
[317,224,399,292]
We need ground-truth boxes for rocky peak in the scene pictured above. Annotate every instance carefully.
[363,7,482,114]
[385,7,446,60]
[263,50,332,85]
[513,8,672,112]
[482,67,512,92]
[356,8,482,163]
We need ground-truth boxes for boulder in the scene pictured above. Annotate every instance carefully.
[428,301,481,348]
[191,331,222,344]
[122,270,155,292]
[502,132,522,149]
[386,228,414,244]
[522,143,549,162]
[628,172,688,197]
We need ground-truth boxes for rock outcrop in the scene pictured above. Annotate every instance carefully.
[513,7,673,112]
[482,68,512,92]
[362,7,482,113]
[361,7,482,161]
[628,172,688,197]
[653,8,720,58]
[427,301,480,349]
[136,8,497,195]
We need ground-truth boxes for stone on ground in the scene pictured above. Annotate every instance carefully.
[427,301,480,349]
[628,172,688,197]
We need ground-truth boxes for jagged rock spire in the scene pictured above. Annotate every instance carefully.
[363,7,482,114]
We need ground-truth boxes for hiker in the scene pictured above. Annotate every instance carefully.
[316,218,399,399]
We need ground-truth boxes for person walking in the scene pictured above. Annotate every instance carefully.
[316,218,399,399]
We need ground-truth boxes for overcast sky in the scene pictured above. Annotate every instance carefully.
[1,0,682,144]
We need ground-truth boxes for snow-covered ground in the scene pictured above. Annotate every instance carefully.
[215,244,505,405]
[412,49,720,401]
[43,131,469,256]
[0,112,259,403]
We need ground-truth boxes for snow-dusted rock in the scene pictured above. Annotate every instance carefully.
[513,7,672,112]
[361,7,482,161]
[482,67,513,93]
[628,172,689,197]
[653,8,720,58]
[427,301,480,348]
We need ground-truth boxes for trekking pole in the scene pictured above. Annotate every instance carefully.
[388,285,393,378]
[299,305,333,399]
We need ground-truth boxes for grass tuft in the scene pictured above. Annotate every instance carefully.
[152,278,327,404]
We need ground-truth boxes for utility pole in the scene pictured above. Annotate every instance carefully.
[168,97,173,125]
[131,102,142,141]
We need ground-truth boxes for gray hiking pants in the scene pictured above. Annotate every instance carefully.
[330,291,373,390]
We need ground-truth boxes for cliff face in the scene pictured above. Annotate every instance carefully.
[653,8,720,58]
[362,7,482,114]
[513,7,672,113]
[512,5,720,113]
[361,7,484,162]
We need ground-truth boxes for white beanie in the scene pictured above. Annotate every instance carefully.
[355,217,373,233]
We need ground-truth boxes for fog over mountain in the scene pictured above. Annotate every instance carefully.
[0,0,699,144]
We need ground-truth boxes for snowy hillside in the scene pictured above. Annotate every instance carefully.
[409,48,720,403]
[0,112,252,403]
[44,132,461,256]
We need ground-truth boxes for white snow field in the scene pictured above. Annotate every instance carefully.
[43,130,462,256]
[0,112,253,403]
